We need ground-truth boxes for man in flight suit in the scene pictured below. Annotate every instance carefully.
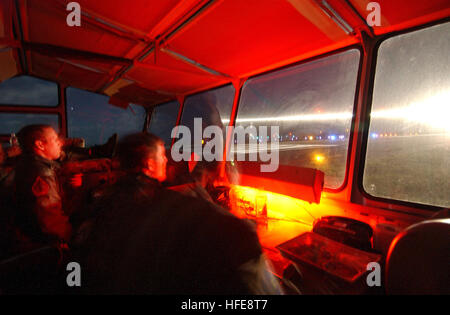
[79,132,282,294]
[12,124,72,252]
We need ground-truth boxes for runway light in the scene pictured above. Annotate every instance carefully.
[329,135,336,141]
[314,154,325,163]
[309,136,313,141]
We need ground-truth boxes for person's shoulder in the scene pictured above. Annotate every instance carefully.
[159,187,225,214]
[160,187,259,242]
[17,154,55,178]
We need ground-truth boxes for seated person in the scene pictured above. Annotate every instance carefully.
[77,132,282,294]
[3,132,118,163]
[11,125,72,253]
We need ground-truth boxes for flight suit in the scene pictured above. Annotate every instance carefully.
[13,153,72,250]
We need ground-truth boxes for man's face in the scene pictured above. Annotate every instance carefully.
[148,143,168,182]
[37,127,63,160]
[154,144,168,182]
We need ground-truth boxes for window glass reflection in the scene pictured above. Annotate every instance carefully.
[364,22,450,207]
[235,49,360,189]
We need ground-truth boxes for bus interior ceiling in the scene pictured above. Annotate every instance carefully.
[0,0,449,291]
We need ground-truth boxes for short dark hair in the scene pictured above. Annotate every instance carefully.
[117,132,165,170]
[17,124,53,153]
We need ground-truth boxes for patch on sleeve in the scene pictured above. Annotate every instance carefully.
[32,176,50,197]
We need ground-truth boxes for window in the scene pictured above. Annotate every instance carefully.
[235,49,360,189]
[179,84,235,150]
[66,87,146,146]
[364,22,450,208]
[0,75,58,106]
[148,101,180,148]
[0,113,59,135]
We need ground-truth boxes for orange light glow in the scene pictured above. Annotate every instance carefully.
[230,185,316,225]
[314,154,325,163]
[229,185,350,247]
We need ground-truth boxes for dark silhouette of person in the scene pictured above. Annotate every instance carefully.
[77,132,282,294]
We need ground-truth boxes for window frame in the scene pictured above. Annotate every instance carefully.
[0,112,61,136]
[148,99,182,147]
[358,18,450,212]
[234,46,364,193]
[0,75,63,140]
[0,74,60,108]
[180,83,236,128]
[64,86,147,146]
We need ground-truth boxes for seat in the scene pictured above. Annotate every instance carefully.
[385,218,450,294]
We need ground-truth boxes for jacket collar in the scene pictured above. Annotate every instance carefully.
[135,173,161,187]
[24,153,59,170]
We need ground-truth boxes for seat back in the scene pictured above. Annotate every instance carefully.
[385,218,450,294]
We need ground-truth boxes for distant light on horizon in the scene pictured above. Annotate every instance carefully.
[221,112,353,124]
[220,92,449,135]
[370,91,450,132]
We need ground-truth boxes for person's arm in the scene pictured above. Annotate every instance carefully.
[31,175,72,242]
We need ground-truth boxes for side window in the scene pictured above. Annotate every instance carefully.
[179,84,235,149]
[363,22,450,208]
[66,87,146,146]
[235,49,360,189]
[148,101,180,148]
[0,75,59,106]
[0,113,59,135]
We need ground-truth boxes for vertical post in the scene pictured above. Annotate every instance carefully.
[349,31,377,203]
[59,83,68,138]
[170,94,185,149]
[221,78,246,178]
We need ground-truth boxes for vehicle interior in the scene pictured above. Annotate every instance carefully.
[0,0,449,295]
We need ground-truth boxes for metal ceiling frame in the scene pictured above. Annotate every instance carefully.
[96,0,223,96]
[7,0,226,99]
[6,0,369,104]
[6,0,439,106]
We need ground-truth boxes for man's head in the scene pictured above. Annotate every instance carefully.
[17,125,63,161]
[117,132,167,182]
